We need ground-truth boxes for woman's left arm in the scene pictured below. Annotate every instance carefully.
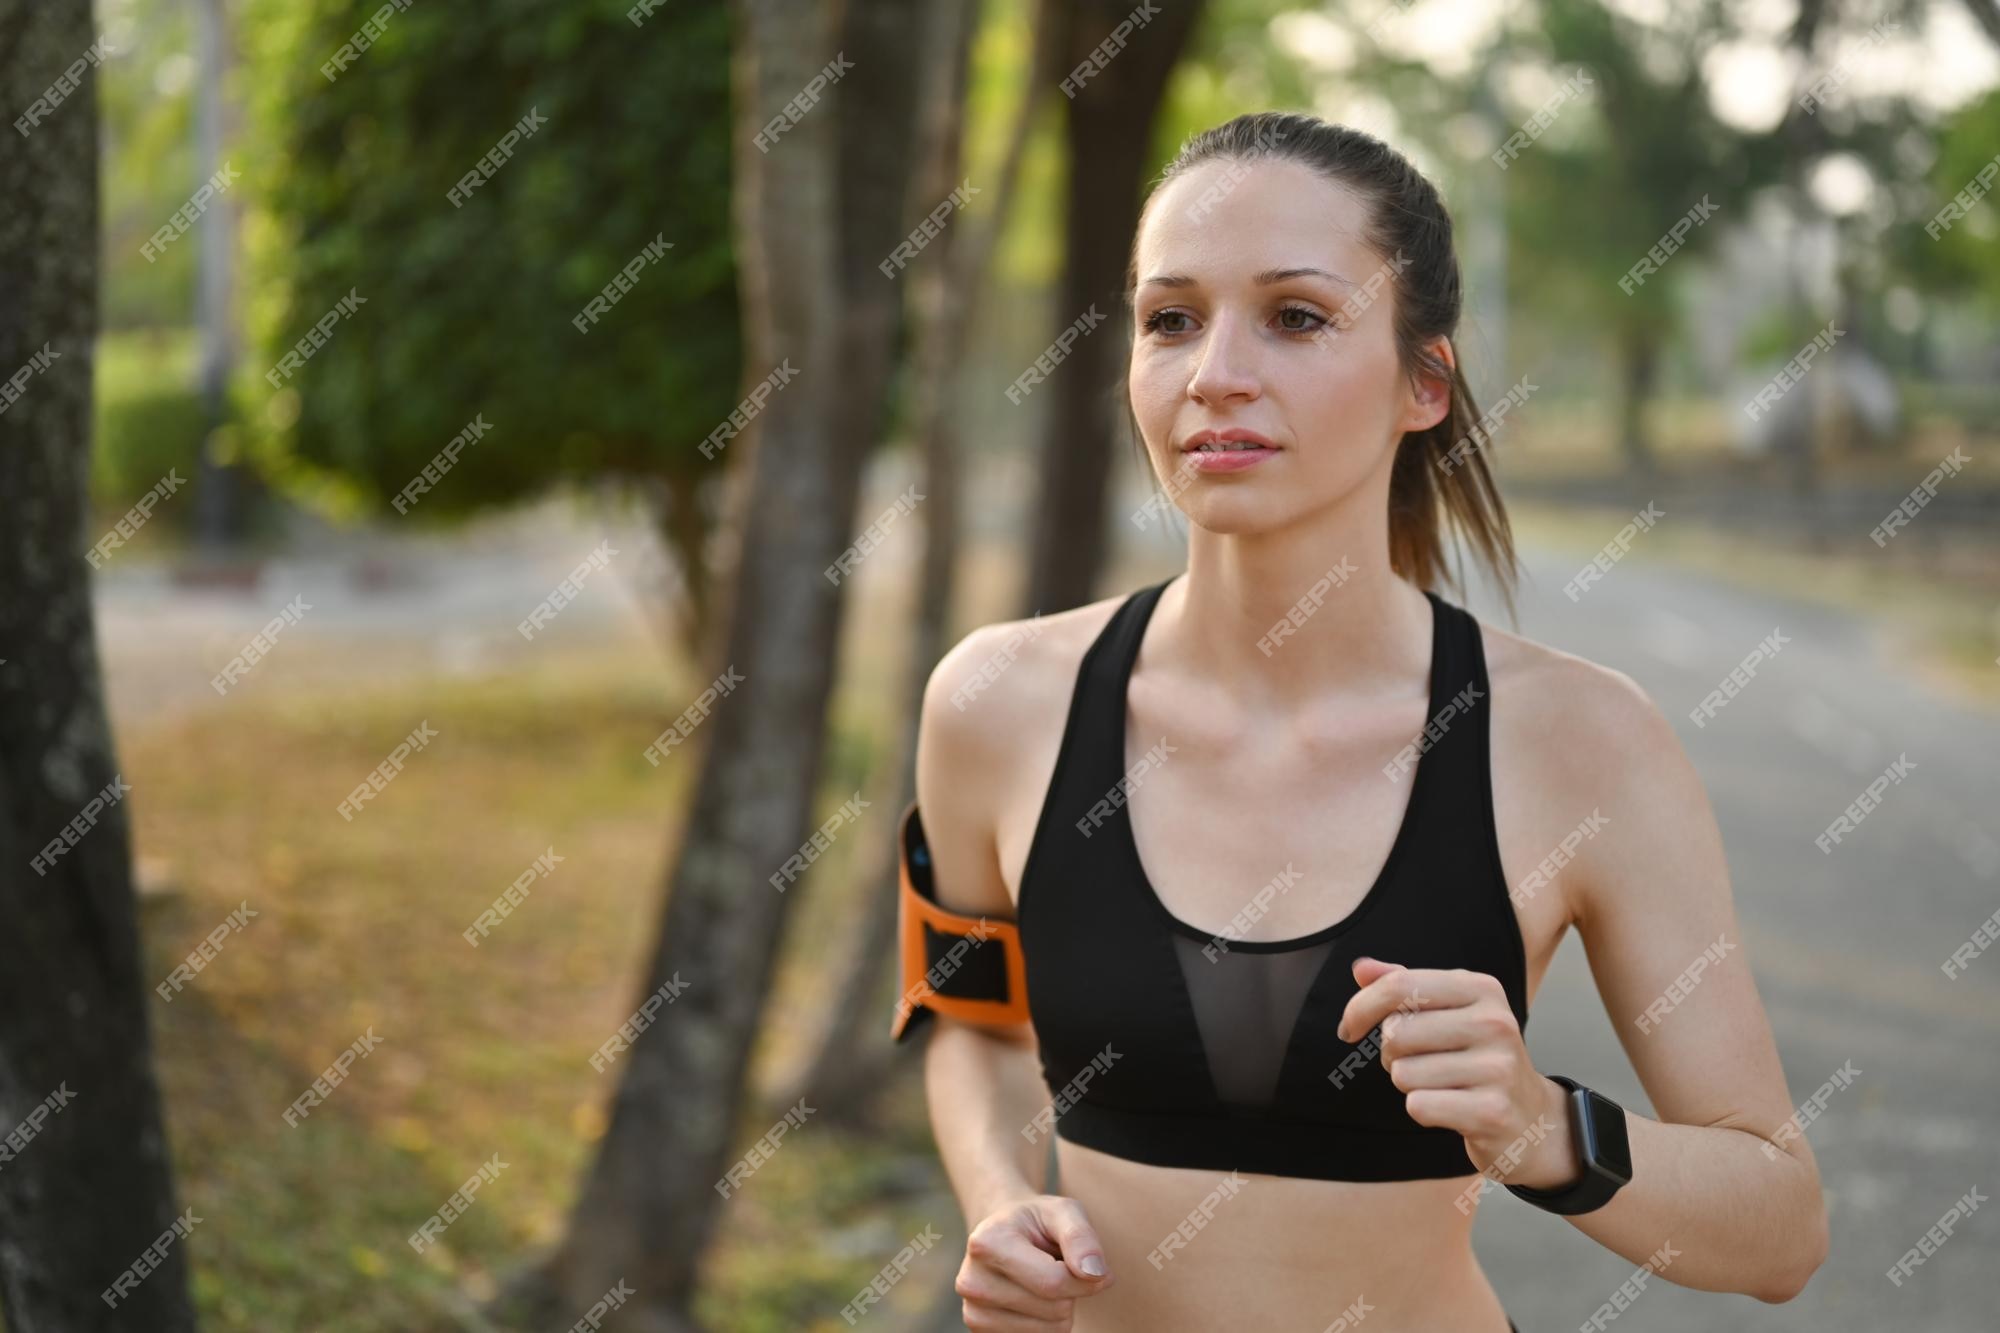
[1340,656,1830,1303]
[1526,667,1830,1301]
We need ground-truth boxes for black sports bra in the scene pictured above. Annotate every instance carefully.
[892,574,1530,1183]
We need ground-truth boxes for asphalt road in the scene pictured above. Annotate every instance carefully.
[1464,543,2000,1333]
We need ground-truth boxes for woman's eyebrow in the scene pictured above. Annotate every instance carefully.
[1138,266,1358,291]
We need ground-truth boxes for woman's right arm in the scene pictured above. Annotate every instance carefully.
[915,626,1115,1328]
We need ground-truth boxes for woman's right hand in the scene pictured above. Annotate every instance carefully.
[956,1193,1116,1330]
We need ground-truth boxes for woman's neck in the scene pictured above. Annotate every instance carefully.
[1162,508,1435,711]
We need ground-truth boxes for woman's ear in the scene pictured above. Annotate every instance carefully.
[1400,335,1454,435]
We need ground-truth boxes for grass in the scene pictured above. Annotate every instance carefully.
[128,648,950,1331]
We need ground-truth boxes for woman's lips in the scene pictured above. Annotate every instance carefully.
[1180,444,1279,473]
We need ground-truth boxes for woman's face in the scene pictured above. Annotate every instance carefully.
[1128,156,1450,536]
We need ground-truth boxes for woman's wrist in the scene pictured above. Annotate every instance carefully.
[1505,1074,1583,1192]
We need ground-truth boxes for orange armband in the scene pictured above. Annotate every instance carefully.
[888,799,1029,1044]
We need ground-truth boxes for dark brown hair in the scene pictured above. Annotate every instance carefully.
[1125,110,1517,608]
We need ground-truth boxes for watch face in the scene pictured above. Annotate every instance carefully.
[1581,1089,1632,1184]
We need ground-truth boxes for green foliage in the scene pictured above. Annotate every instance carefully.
[1911,87,2000,306]
[239,0,740,522]
[92,328,205,534]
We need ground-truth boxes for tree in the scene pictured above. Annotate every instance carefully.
[1021,0,1208,617]
[498,0,935,1325]
[0,1,200,1327]
[241,0,741,656]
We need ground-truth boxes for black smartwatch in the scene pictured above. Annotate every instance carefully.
[1505,1074,1632,1215]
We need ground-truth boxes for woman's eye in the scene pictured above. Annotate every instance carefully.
[1141,309,1191,335]
[1278,304,1330,335]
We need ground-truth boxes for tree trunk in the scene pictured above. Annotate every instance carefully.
[1614,326,1659,474]
[508,0,927,1327]
[0,3,200,1329]
[1021,0,1207,618]
[770,0,1063,1127]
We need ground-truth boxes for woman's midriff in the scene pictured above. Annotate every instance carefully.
[1056,1137,1515,1332]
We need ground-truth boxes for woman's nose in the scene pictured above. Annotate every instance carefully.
[1186,313,1261,405]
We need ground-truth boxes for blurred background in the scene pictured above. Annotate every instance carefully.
[1,0,1997,1329]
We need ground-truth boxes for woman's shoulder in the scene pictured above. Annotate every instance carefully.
[920,589,1134,756]
[1474,611,1695,806]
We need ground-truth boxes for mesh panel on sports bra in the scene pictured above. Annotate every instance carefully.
[1169,933,1336,1108]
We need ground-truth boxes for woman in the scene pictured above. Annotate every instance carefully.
[891,112,1827,1332]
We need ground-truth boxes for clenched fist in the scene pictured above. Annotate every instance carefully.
[956,1194,1115,1330]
